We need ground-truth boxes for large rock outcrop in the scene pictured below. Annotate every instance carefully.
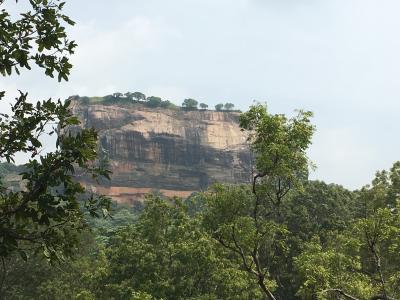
[69,99,251,203]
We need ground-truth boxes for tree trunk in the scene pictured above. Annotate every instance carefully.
[258,276,277,300]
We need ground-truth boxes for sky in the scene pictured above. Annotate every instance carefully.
[1,0,399,190]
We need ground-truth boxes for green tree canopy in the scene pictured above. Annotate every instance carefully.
[224,102,235,110]
[199,103,208,109]
[160,100,176,109]
[240,104,315,199]
[132,92,146,101]
[182,98,198,109]
[11,196,261,299]
[0,0,111,263]
[202,104,315,300]
[215,103,224,111]
[112,92,123,98]
[124,92,133,100]
[0,0,76,81]
[295,162,400,300]
[146,96,162,108]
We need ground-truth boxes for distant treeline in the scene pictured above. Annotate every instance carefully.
[0,162,25,177]
[70,92,240,112]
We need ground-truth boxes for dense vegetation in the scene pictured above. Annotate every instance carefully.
[0,0,111,276]
[2,163,399,299]
[2,103,399,299]
[73,93,239,112]
[1,1,399,299]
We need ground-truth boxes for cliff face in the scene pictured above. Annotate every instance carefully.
[70,100,251,203]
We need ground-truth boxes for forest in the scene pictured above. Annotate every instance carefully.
[0,1,399,299]
[1,157,399,300]
[1,102,399,299]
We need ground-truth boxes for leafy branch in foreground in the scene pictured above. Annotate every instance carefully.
[0,0,111,263]
[0,93,111,262]
[0,0,77,81]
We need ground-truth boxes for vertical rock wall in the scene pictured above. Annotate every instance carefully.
[70,100,251,203]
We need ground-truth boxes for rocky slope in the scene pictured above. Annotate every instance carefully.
[69,99,251,203]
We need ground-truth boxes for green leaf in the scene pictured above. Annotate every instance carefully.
[43,247,51,258]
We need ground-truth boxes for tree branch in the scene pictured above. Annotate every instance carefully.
[321,289,396,300]
[321,289,360,300]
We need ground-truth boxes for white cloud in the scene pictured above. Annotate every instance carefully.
[59,15,183,99]
[309,127,381,189]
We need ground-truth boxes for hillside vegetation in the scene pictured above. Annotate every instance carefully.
[4,104,400,300]
[70,93,240,112]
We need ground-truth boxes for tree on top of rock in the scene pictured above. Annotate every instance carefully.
[182,98,198,110]
[133,92,146,102]
[215,103,224,111]
[200,103,208,110]
[147,96,162,107]
[224,103,235,110]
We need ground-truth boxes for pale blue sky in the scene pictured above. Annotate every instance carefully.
[1,0,399,189]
